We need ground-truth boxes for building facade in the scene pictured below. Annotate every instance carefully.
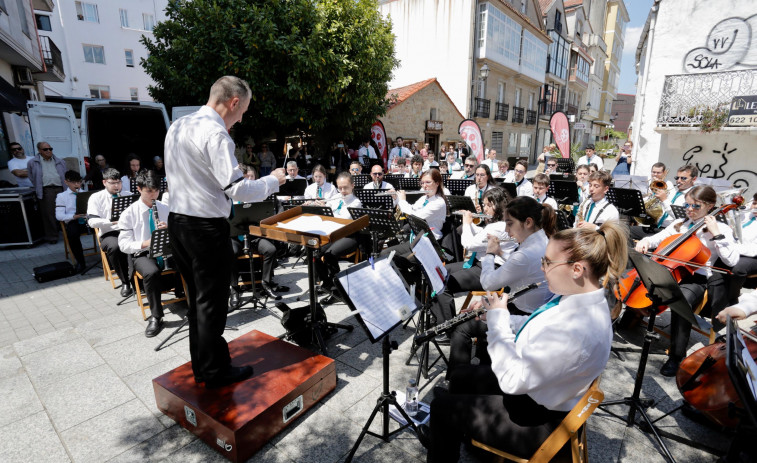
[610,92,633,135]
[537,0,570,151]
[564,0,594,146]
[597,0,627,131]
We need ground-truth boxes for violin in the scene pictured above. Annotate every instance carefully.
[617,203,738,309]
[676,328,757,428]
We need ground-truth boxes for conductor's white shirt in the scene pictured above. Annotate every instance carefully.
[164,105,280,218]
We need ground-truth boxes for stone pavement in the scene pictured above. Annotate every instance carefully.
[0,234,743,463]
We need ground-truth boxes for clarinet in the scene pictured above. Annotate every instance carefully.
[151,199,160,226]
[414,281,546,344]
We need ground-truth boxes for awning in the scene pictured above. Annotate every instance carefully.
[0,78,27,113]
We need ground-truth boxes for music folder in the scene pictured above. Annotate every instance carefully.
[75,190,97,215]
[277,179,307,197]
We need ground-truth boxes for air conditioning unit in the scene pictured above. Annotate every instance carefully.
[13,66,34,85]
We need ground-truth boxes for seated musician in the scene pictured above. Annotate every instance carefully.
[304,164,337,200]
[463,165,497,213]
[285,161,305,180]
[87,168,134,297]
[531,173,558,209]
[438,161,449,175]
[630,164,695,240]
[717,291,757,324]
[650,161,675,195]
[575,164,590,202]
[311,172,363,304]
[55,170,89,273]
[726,192,757,305]
[419,222,628,462]
[117,170,172,337]
[363,164,395,191]
[635,185,739,377]
[349,160,362,176]
[494,160,514,182]
[512,160,533,197]
[405,155,424,178]
[451,157,476,180]
[574,170,619,229]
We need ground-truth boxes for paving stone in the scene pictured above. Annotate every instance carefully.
[95,332,182,377]
[0,410,70,463]
[20,337,104,388]
[0,373,44,428]
[122,355,187,418]
[0,345,23,379]
[108,424,197,463]
[13,326,80,357]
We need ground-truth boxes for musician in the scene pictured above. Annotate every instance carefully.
[405,155,424,178]
[635,185,739,377]
[285,161,305,180]
[494,160,515,182]
[575,170,619,229]
[717,291,757,324]
[121,154,141,194]
[575,164,590,203]
[117,170,171,337]
[576,144,603,170]
[363,164,395,191]
[482,149,499,172]
[87,168,134,297]
[55,170,89,274]
[463,165,497,213]
[313,172,363,304]
[727,192,757,305]
[658,165,697,225]
[650,162,675,194]
[304,164,337,200]
[422,151,439,172]
[388,137,410,165]
[420,222,628,462]
[531,173,558,209]
[357,139,377,166]
[446,153,462,172]
[512,160,533,197]
[544,158,558,175]
[451,158,476,180]
[349,161,362,175]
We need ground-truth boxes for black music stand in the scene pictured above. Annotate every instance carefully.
[549,180,579,206]
[335,257,422,462]
[398,177,420,191]
[441,173,451,185]
[555,157,575,173]
[352,174,370,188]
[723,317,757,462]
[129,180,138,195]
[283,198,309,210]
[446,195,476,213]
[446,178,474,196]
[159,177,168,193]
[497,182,517,199]
[75,191,97,215]
[348,207,402,257]
[277,178,307,197]
[354,189,394,210]
[110,195,138,221]
[608,187,646,222]
[550,173,576,182]
[600,250,697,463]
[383,174,403,189]
[670,205,687,220]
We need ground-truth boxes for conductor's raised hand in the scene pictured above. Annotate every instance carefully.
[270,168,286,185]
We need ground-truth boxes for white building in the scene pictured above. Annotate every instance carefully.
[35,0,168,102]
[632,0,757,196]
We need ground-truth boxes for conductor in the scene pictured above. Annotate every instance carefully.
[165,76,286,388]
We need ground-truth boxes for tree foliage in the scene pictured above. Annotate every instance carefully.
[141,0,397,143]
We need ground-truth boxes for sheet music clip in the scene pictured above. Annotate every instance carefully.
[397,305,412,321]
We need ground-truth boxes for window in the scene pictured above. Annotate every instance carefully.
[143,13,154,31]
[430,108,438,120]
[35,14,51,31]
[491,132,503,152]
[519,133,532,156]
[548,30,570,80]
[124,49,134,67]
[478,79,486,99]
[83,44,105,64]
[16,0,29,37]
[497,82,505,103]
[576,56,590,82]
[75,2,99,23]
[508,132,518,154]
[528,93,535,110]
[521,30,549,79]
[481,4,522,68]
[89,85,110,99]
[515,87,521,107]
[554,10,562,34]
[119,8,128,27]
[130,88,138,101]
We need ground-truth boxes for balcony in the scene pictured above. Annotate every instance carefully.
[566,104,578,115]
[494,102,509,121]
[569,66,589,85]
[474,97,490,119]
[512,107,524,123]
[526,110,537,125]
[539,102,564,116]
[657,70,757,127]
[34,36,65,82]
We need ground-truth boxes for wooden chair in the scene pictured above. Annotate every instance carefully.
[94,229,119,289]
[133,268,189,321]
[471,376,604,463]
[459,287,506,313]
[236,253,263,289]
[60,221,98,265]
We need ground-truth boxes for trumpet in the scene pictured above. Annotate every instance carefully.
[374,190,426,196]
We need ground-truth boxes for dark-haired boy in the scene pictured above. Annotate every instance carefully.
[55,170,88,273]
[575,171,619,229]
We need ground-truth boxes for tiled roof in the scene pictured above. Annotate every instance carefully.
[385,78,437,110]
[564,0,583,7]
[539,0,555,16]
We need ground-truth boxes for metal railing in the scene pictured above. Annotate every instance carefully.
[494,102,509,121]
[474,97,490,119]
[39,36,64,75]
[512,107,524,123]
[566,104,578,115]
[657,69,757,126]
[538,102,564,116]
[526,110,537,125]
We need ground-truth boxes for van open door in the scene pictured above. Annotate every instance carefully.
[172,105,202,123]
[26,101,86,176]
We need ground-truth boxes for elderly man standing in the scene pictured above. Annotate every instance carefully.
[28,141,66,243]
[165,76,286,389]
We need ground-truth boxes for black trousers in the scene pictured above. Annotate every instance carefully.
[64,220,88,265]
[432,261,482,323]
[727,255,757,303]
[100,231,130,286]
[230,237,277,285]
[629,225,661,242]
[168,213,232,382]
[315,235,360,290]
[41,185,63,241]
[428,364,567,463]
[132,255,164,319]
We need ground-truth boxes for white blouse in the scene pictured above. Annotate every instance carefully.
[398,194,447,240]
[460,220,516,265]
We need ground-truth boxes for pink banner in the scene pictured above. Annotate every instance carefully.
[549,111,570,158]
[370,121,388,168]
[458,119,484,163]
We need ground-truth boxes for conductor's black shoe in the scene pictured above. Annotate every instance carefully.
[229,288,241,310]
[205,365,254,389]
[260,282,281,300]
[435,334,451,346]
[660,357,681,377]
[145,317,164,338]
[120,284,133,298]
[416,424,432,449]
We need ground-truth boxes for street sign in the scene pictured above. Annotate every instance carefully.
[727,95,757,126]
[574,122,587,130]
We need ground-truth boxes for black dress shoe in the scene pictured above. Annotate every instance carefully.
[145,317,164,338]
[435,333,451,346]
[416,424,432,449]
[321,294,339,305]
[660,357,681,377]
[120,284,133,298]
[205,365,254,389]
[272,283,290,293]
[229,287,241,310]
[260,282,281,300]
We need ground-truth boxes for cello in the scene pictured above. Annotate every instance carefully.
[617,203,739,309]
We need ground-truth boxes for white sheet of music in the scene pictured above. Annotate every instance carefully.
[412,235,447,294]
[278,215,344,235]
[337,258,416,339]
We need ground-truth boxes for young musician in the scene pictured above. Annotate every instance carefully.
[405,155,424,178]
[635,185,739,376]
[446,153,461,172]
[495,160,515,182]
[55,170,88,273]
[421,222,628,462]
[726,192,757,305]
[717,291,757,324]
[531,173,558,209]
[575,164,590,202]
[349,161,362,175]
[117,170,171,337]
[423,151,439,171]
[463,165,497,213]
[87,168,134,297]
[512,160,533,197]
[121,154,141,194]
[575,170,619,229]
[304,164,337,200]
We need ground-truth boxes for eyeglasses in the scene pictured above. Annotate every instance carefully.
[541,256,577,268]
[40,148,53,151]
[547,163,557,167]
[10,147,22,151]
[105,180,122,185]
[464,164,475,168]
[350,168,360,172]
[371,172,383,176]
[682,203,703,210]
[674,176,689,181]
[514,169,526,174]
[420,180,435,185]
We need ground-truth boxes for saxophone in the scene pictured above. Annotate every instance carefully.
[576,198,590,223]
[633,180,666,226]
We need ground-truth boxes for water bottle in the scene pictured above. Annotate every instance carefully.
[405,378,419,416]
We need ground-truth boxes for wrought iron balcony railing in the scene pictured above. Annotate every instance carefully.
[36,35,65,82]
[512,107,524,123]
[474,97,490,119]
[657,69,757,126]
[526,110,537,125]
[494,102,509,121]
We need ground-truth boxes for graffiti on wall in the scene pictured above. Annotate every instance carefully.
[683,15,757,73]
[681,142,757,191]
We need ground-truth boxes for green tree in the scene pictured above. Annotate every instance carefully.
[141,0,397,146]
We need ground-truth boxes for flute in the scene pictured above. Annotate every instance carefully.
[414,281,546,344]
[374,190,426,196]
[452,211,492,219]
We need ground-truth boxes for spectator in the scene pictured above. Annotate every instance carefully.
[121,154,141,194]
[7,142,32,188]
[333,140,351,172]
[84,154,109,190]
[28,141,66,243]
[577,144,604,170]
[258,143,276,176]
[243,144,261,171]
[153,156,166,177]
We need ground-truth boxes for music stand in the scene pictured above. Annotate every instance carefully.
[496,181,517,199]
[398,177,420,191]
[335,257,422,462]
[383,174,403,189]
[613,175,648,192]
[348,207,402,257]
[283,198,309,211]
[555,157,575,173]
[670,205,687,220]
[160,177,168,193]
[299,205,333,217]
[110,195,138,221]
[608,187,646,221]
[354,189,394,210]
[550,173,576,182]
[446,178,474,196]
[600,250,696,463]
[75,191,97,215]
[352,174,371,188]
[549,180,579,206]
[129,180,138,195]
[277,178,307,197]
[446,195,476,213]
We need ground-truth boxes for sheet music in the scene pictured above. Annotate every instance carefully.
[412,236,447,294]
[278,215,344,235]
[337,259,417,339]
[613,175,648,192]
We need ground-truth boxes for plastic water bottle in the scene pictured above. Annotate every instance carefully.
[405,378,419,416]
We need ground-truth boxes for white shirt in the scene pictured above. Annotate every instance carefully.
[515,178,534,197]
[304,181,337,200]
[464,183,495,207]
[358,145,377,163]
[121,175,136,195]
[480,229,553,313]
[117,199,171,255]
[733,292,757,318]
[659,186,692,227]
[576,197,619,227]
[639,218,740,277]
[494,170,515,183]
[482,158,498,172]
[404,170,423,179]
[451,170,474,180]
[328,194,362,219]
[164,105,280,218]
[8,157,32,187]
[487,288,612,411]
[736,210,757,257]
[422,160,439,172]
[576,154,604,170]
[388,147,410,165]
[55,188,80,222]
[87,188,132,236]
[363,181,394,190]
[398,194,446,240]
[534,194,558,210]
[460,221,515,265]
[448,160,462,172]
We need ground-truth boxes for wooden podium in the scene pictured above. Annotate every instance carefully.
[153,330,335,462]
[250,207,369,354]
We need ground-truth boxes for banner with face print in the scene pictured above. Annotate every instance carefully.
[549,111,570,158]
[458,119,484,163]
[371,120,388,168]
